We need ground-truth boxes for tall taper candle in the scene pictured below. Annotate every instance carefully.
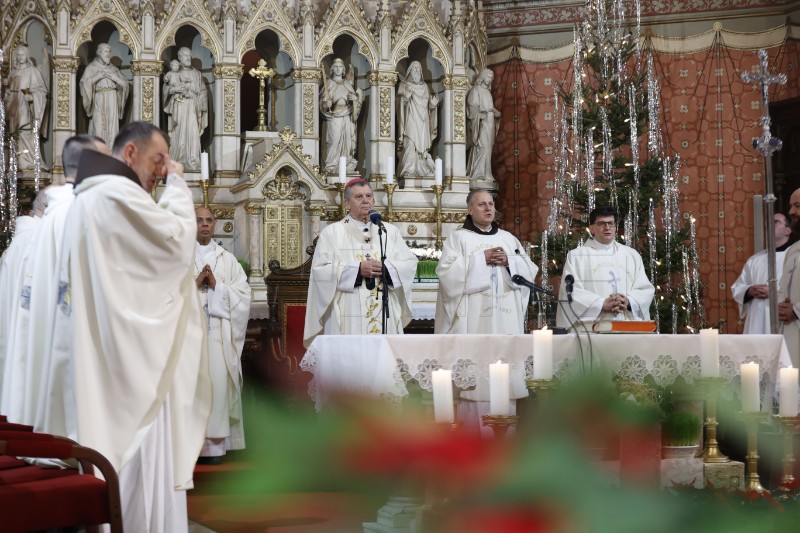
[339,156,347,183]
[432,369,455,422]
[434,158,443,186]
[779,366,799,417]
[200,152,209,182]
[741,362,760,413]
[386,156,394,184]
[532,328,554,379]
[489,360,510,415]
[700,329,720,377]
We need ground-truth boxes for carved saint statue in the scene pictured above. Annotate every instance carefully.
[466,69,501,182]
[397,61,439,178]
[319,58,364,174]
[162,47,208,170]
[79,43,130,148]
[4,45,48,169]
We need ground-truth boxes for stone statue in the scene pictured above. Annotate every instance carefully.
[397,61,439,178]
[163,47,208,170]
[79,43,130,148]
[466,69,501,182]
[320,58,363,174]
[4,45,48,169]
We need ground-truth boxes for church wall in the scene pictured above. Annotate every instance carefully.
[489,25,800,332]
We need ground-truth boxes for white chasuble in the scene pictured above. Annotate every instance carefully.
[731,249,787,335]
[435,227,539,335]
[304,216,418,347]
[556,239,655,329]
[194,241,251,453]
[62,171,211,494]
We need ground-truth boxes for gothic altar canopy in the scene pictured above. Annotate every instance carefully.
[2,0,496,307]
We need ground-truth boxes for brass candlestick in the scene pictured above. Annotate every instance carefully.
[249,58,276,132]
[525,378,555,406]
[200,179,210,208]
[385,182,397,221]
[335,182,346,219]
[481,414,519,440]
[697,377,730,463]
[432,184,443,250]
[775,416,799,486]
[737,411,769,492]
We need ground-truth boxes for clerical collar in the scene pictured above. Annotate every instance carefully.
[463,214,499,235]
[75,150,142,189]
[197,241,214,252]
[587,237,616,251]
[777,241,791,252]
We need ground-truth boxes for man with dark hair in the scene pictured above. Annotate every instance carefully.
[778,188,800,366]
[304,178,417,346]
[732,213,792,334]
[59,121,211,531]
[556,206,654,328]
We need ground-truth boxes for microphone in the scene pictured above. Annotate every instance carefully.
[368,209,385,229]
[564,274,574,303]
[511,274,554,296]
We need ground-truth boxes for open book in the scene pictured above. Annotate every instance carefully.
[592,320,657,333]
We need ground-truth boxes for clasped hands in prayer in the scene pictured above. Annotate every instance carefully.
[196,264,216,289]
[360,258,383,279]
[484,247,508,267]
[602,293,629,314]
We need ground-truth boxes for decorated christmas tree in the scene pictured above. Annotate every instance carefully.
[538,0,703,333]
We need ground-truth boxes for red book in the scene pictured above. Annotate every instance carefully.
[592,320,658,333]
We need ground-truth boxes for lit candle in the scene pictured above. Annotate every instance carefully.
[431,369,455,423]
[200,152,209,181]
[434,158,443,186]
[386,156,394,184]
[699,328,719,377]
[489,360,510,415]
[779,366,799,417]
[740,362,760,413]
[339,156,347,183]
[532,328,553,379]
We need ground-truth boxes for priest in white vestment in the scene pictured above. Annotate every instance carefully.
[25,136,108,436]
[732,213,792,335]
[304,179,417,347]
[435,189,539,435]
[778,188,800,367]
[194,207,251,462]
[556,206,654,329]
[435,189,539,335]
[0,207,41,419]
[60,122,211,532]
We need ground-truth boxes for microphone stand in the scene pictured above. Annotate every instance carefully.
[377,223,390,334]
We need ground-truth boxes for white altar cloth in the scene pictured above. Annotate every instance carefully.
[300,334,792,412]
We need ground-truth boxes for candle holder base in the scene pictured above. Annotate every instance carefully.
[736,411,770,493]
[775,415,800,486]
[481,415,519,440]
[696,377,731,463]
[437,420,463,432]
[525,379,556,405]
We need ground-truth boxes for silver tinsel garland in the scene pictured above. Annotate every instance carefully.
[0,48,7,234]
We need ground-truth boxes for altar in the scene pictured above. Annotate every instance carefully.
[300,334,792,412]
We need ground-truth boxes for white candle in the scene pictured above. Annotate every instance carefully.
[339,156,347,183]
[741,362,760,413]
[434,158,443,186]
[386,156,394,184]
[779,366,799,417]
[532,328,553,379]
[489,360,510,415]
[431,369,455,423]
[699,329,719,377]
[200,152,209,181]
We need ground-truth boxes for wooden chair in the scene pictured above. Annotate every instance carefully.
[0,431,123,532]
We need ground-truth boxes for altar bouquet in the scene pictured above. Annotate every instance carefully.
[407,240,441,281]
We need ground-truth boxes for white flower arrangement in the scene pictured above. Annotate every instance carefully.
[406,241,442,261]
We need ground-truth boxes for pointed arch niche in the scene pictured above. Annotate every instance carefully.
[75,20,134,138]
[320,34,372,176]
[240,29,296,133]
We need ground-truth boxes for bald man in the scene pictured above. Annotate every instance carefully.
[779,189,800,366]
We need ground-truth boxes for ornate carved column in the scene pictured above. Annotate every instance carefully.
[291,68,322,165]
[130,61,163,124]
[212,63,244,186]
[246,202,265,281]
[306,202,326,241]
[51,56,80,178]
[368,70,397,184]
[443,75,469,182]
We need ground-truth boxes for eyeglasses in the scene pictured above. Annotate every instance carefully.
[593,221,616,228]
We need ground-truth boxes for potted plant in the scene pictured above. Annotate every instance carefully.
[661,411,702,458]
[406,241,441,281]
